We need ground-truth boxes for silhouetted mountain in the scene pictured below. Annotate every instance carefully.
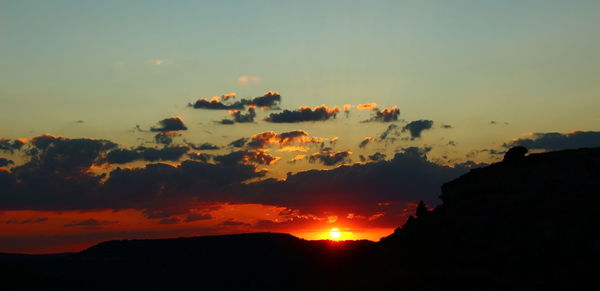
[1,147,599,290]
[372,147,600,290]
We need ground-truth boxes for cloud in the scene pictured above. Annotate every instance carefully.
[0,132,473,230]
[190,96,245,110]
[368,152,386,161]
[359,137,375,148]
[0,158,14,167]
[357,103,378,111]
[221,92,236,100]
[240,146,468,223]
[186,142,220,150]
[308,150,352,166]
[190,91,280,110]
[237,75,262,85]
[403,120,434,139]
[2,217,47,224]
[154,132,179,145]
[250,130,316,149]
[150,59,166,65]
[220,108,256,124]
[504,131,600,150]
[0,138,26,153]
[215,150,280,165]
[0,135,266,219]
[157,217,180,224]
[248,91,281,109]
[187,152,213,163]
[343,104,353,117]
[365,106,400,122]
[150,116,188,132]
[184,212,212,222]
[64,218,118,227]
[379,124,400,140]
[265,105,340,123]
[219,219,250,226]
[229,137,250,148]
[105,146,190,164]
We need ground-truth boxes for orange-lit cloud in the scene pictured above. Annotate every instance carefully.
[357,103,378,111]
[247,130,324,149]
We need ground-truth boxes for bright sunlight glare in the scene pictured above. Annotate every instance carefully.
[329,228,342,240]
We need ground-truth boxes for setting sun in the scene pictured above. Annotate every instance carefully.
[329,228,342,240]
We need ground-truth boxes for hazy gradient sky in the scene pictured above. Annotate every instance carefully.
[1,0,600,253]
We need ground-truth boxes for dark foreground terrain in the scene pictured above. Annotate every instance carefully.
[2,147,599,290]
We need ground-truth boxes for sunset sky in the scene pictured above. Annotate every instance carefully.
[1,0,600,253]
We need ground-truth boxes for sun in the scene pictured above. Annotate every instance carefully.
[329,228,342,240]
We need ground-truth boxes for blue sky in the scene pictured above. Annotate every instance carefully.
[2,0,599,139]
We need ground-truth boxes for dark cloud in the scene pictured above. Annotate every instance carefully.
[23,135,118,170]
[157,217,180,224]
[184,213,212,222]
[480,149,506,155]
[186,141,219,150]
[190,91,281,110]
[219,219,251,226]
[229,137,249,148]
[0,138,26,153]
[504,131,600,151]
[265,105,340,123]
[379,124,400,140]
[219,119,235,125]
[359,137,375,148]
[244,130,323,150]
[403,120,434,139]
[0,135,265,218]
[366,106,400,122]
[0,158,14,167]
[240,146,468,224]
[154,132,178,145]
[220,108,256,124]
[136,146,189,162]
[215,150,279,165]
[308,150,352,166]
[99,160,264,216]
[0,131,472,230]
[187,152,212,163]
[64,219,118,227]
[368,152,386,161]
[105,146,189,164]
[151,116,188,132]
[247,91,281,109]
[190,97,245,110]
[2,217,47,224]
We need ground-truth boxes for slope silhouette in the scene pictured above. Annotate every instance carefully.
[1,147,599,290]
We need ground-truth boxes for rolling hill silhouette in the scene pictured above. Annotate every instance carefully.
[1,147,599,290]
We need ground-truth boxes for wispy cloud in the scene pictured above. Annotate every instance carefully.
[237,75,262,85]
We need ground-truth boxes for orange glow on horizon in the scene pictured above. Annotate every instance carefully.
[329,228,342,240]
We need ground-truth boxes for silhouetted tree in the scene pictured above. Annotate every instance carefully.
[416,200,429,218]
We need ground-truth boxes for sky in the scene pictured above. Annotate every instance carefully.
[1,0,600,253]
